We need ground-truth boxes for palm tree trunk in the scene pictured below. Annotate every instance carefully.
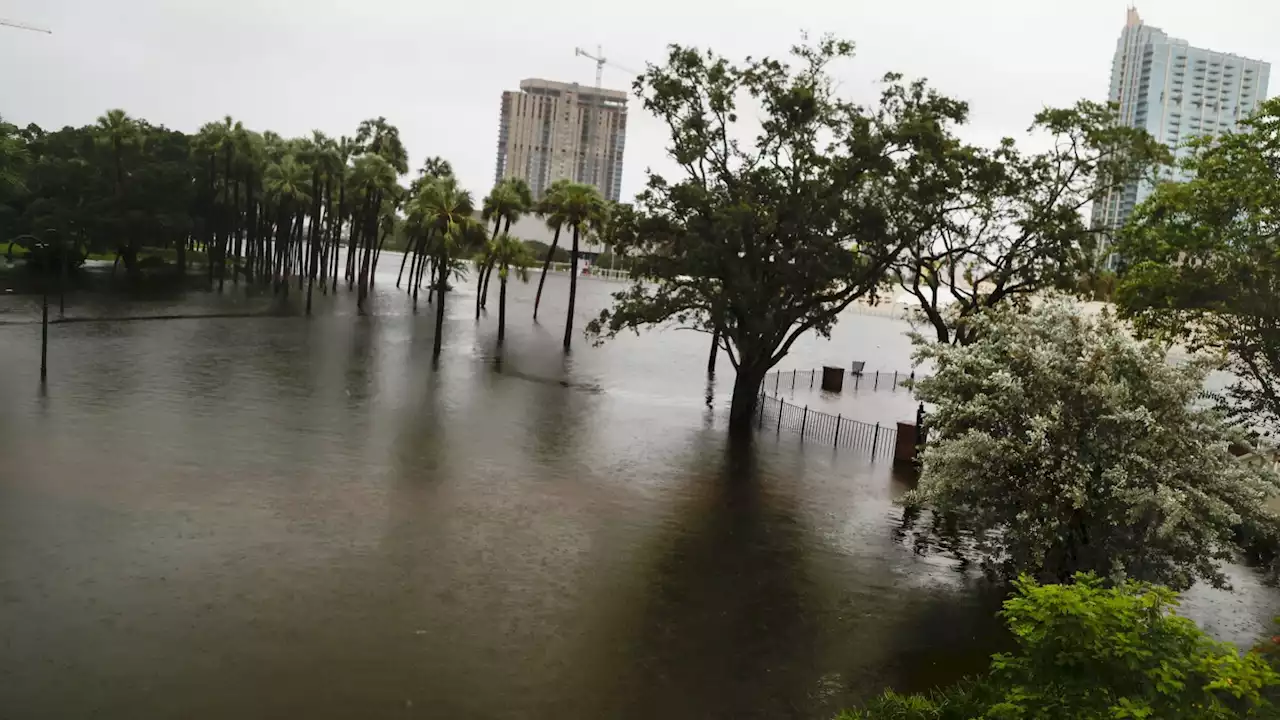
[533,225,561,321]
[397,239,413,288]
[498,267,507,346]
[475,256,487,319]
[432,259,447,359]
[563,225,580,351]
[482,217,509,310]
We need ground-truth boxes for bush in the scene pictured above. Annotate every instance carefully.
[908,301,1280,590]
[842,575,1280,719]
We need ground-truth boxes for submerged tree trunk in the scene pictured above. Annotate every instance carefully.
[563,225,580,351]
[533,225,561,321]
[432,260,447,358]
[728,362,767,437]
[708,328,720,375]
[497,268,507,346]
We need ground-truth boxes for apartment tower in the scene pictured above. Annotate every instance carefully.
[493,78,628,202]
[1092,7,1270,232]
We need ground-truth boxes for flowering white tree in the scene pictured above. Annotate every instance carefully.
[908,301,1280,590]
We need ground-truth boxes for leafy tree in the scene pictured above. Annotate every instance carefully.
[532,178,573,320]
[586,37,971,432]
[491,233,533,346]
[907,301,1280,590]
[892,102,1169,346]
[841,575,1280,719]
[1117,97,1280,436]
[557,182,607,351]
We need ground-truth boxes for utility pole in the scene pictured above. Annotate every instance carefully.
[0,18,52,34]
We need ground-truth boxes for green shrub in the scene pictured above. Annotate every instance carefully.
[841,575,1279,719]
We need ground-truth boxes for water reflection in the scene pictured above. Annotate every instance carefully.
[0,263,1276,718]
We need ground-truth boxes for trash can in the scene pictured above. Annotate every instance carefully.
[821,366,844,392]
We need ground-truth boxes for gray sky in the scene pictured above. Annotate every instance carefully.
[2,0,1276,201]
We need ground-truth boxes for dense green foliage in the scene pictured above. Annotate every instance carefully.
[1117,97,1280,436]
[908,301,1280,590]
[842,575,1280,719]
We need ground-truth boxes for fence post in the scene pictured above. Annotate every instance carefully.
[893,370,898,389]
[758,391,765,429]
[775,372,780,393]
[874,371,879,390]
[777,401,783,433]
[801,405,808,438]
[792,369,796,389]
[855,373,860,390]
[810,369,815,388]
[910,370,915,385]
[872,423,881,458]
[833,414,841,447]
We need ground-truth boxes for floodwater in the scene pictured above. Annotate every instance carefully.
[0,256,1276,719]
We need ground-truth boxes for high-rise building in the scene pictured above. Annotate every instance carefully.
[493,78,628,202]
[1092,7,1270,231]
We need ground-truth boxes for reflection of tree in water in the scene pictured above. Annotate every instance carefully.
[608,434,826,719]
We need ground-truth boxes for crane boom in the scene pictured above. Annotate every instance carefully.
[0,18,52,34]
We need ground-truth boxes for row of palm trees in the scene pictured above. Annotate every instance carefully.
[96,109,614,357]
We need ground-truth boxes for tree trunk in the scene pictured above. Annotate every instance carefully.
[563,225,580,351]
[728,364,767,437]
[432,261,447,358]
[480,259,496,310]
[498,268,507,346]
[707,328,720,375]
[533,225,561,320]
[475,256,487,319]
[396,237,413,288]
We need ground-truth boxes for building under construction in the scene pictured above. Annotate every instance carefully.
[492,78,628,202]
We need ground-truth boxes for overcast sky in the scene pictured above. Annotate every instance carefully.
[1,0,1276,200]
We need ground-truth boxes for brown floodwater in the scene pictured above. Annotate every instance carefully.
[0,257,1275,718]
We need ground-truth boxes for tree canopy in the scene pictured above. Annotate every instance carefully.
[587,36,974,432]
[1117,97,1280,436]
[892,101,1170,345]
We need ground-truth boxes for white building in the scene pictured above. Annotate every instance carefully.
[1092,7,1270,232]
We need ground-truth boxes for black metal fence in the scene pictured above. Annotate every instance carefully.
[765,367,923,394]
[756,391,898,458]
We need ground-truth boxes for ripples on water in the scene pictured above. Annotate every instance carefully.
[0,260,1275,718]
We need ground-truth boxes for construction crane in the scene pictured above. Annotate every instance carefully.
[0,18,52,34]
[573,45,636,195]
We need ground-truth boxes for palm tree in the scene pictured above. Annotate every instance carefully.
[490,233,533,346]
[263,155,311,295]
[557,183,607,351]
[532,179,572,320]
[95,109,142,273]
[477,178,532,316]
[411,176,475,358]
[348,153,396,311]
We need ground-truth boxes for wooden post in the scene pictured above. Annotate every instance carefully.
[893,370,898,389]
[776,401,783,433]
[792,369,796,389]
[775,372,779,393]
[800,405,809,438]
[855,373,860,390]
[833,414,841,447]
[874,371,879,390]
[810,369,815,388]
[872,423,881,458]
[758,391,765,429]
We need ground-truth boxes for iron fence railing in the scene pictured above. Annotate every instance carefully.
[755,391,898,459]
[765,367,924,394]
